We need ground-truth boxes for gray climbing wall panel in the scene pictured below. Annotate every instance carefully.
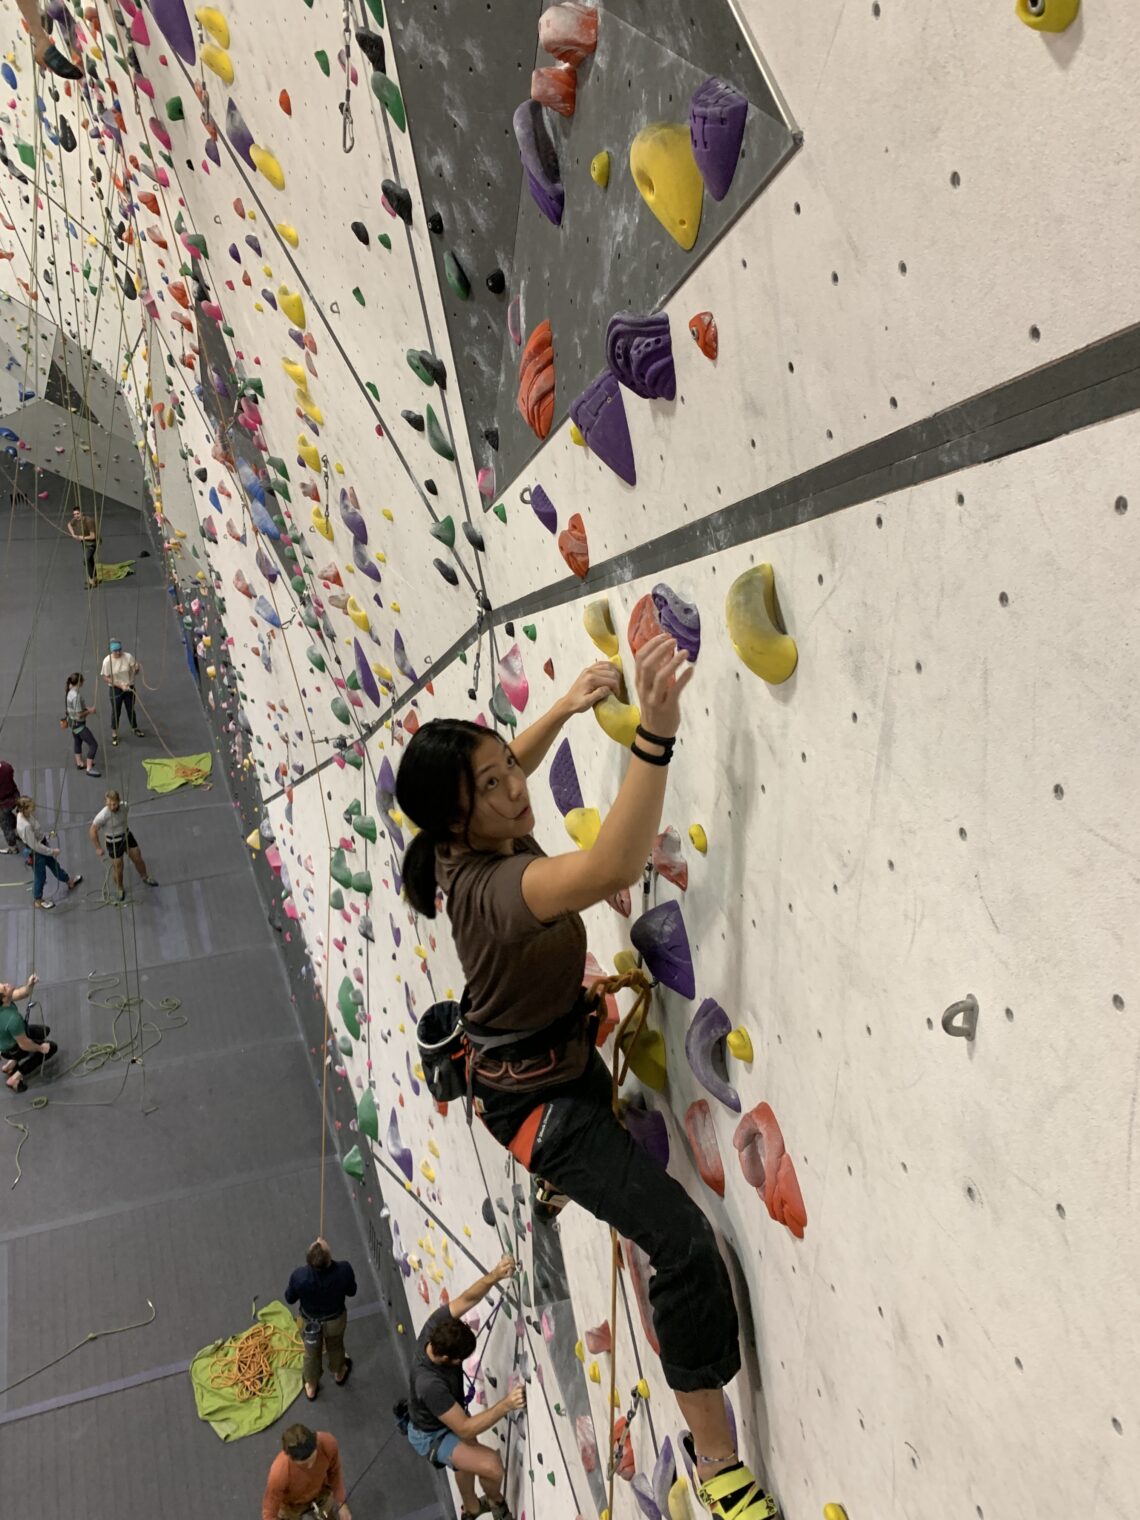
[387,0,798,487]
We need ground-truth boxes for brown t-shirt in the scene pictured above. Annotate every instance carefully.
[436,834,590,1083]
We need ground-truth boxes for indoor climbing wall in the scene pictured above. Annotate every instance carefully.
[1,3,1138,1519]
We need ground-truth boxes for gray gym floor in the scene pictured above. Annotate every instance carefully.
[0,494,448,1519]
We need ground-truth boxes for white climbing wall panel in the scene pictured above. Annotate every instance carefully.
[1,2,1137,1518]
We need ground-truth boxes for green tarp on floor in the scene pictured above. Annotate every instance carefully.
[94,559,135,581]
[142,752,213,792]
[190,1300,303,1442]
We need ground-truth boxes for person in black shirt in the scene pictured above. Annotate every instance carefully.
[406,1253,524,1520]
[284,1237,357,1400]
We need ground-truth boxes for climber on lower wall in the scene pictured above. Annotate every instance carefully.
[395,634,779,1520]
[402,1252,525,1520]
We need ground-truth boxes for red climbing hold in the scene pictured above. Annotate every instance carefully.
[733,1103,807,1239]
[517,319,555,440]
[584,1320,612,1354]
[686,1099,726,1197]
[539,1,598,67]
[531,63,577,118]
[279,89,292,115]
[689,311,718,360]
[558,513,589,579]
[627,592,663,656]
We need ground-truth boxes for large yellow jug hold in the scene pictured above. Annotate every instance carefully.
[629,123,704,251]
[593,655,640,746]
[281,357,309,390]
[200,43,233,85]
[618,1017,667,1091]
[278,286,306,328]
[195,7,230,48]
[1015,0,1079,31]
[725,563,798,684]
[311,505,333,540]
[583,598,618,656]
[297,436,321,471]
[345,596,370,632]
[565,807,601,851]
[250,145,285,190]
[297,392,325,426]
[668,1476,694,1520]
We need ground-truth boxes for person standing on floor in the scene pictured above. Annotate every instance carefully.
[394,636,781,1520]
[89,791,156,900]
[100,638,144,744]
[64,673,100,777]
[404,1253,524,1520]
[261,1424,351,1520]
[0,972,57,1093]
[0,758,21,854]
[284,1237,357,1402]
[15,797,82,910]
[66,508,99,587]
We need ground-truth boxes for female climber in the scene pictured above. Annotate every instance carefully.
[395,634,779,1520]
[14,796,82,910]
[64,672,100,777]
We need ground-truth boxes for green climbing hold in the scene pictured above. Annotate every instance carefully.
[165,97,184,121]
[331,696,351,724]
[425,406,455,462]
[370,71,406,132]
[183,232,209,259]
[342,1145,365,1181]
[406,349,437,386]
[444,251,470,300]
[301,607,320,631]
[315,50,330,75]
[270,478,291,502]
[489,686,518,728]
[523,624,537,641]
[344,750,364,771]
[337,1034,353,1055]
[290,574,306,594]
[344,799,363,819]
[330,849,354,888]
[15,141,34,169]
[492,503,507,523]
[338,976,362,1037]
[350,870,373,896]
[266,454,288,477]
[364,0,384,25]
[357,1087,379,1142]
[429,516,455,548]
[329,887,345,910]
[352,814,378,843]
[306,645,326,672]
[345,671,361,693]
[352,287,365,306]
[221,323,235,337]
[366,381,380,402]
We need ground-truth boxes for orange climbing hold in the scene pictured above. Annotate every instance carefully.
[627,592,663,656]
[279,89,292,115]
[531,63,577,117]
[558,513,589,578]
[539,1,598,66]
[517,319,555,440]
[689,311,718,360]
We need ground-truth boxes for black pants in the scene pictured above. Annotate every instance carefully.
[0,806,17,849]
[83,542,96,582]
[5,1023,56,1078]
[110,686,137,731]
[484,1053,740,1393]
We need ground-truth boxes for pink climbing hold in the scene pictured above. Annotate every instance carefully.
[733,1103,807,1239]
[685,1099,726,1197]
[496,644,529,712]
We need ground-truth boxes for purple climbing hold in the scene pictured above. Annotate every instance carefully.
[245,233,262,258]
[376,756,397,811]
[684,997,741,1112]
[225,98,256,168]
[570,370,637,486]
[512,100,564,226]
[548,737,583,815]
[689,76,748,202]
[623,1096,670,1169]
[405,1049,421,1097]
[652,1439,676,1520]
[630,901,695,999]
[354,638,381,707]
[529,484,557,534]
[147,0,196,65]
[204,138,221,167]
[340,489,368,543]
[652,583,701,662]
[389,912,401,949]
[352,539,381,582]
[386,1108,414,1181]
[393,630,417,682]
[605,312,676,402]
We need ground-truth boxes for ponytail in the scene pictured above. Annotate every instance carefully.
[402,831,441,918]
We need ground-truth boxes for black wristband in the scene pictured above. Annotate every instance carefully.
[635,725,676,750]
[630,742,672,767]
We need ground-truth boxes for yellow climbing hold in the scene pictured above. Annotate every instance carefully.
[278,287,306,328]
[250,145,286,190]
[823,1509,849,1520]
[688,823,707,854]
[200,43,234,85]
[725,563,798,684]
[588,1361,601,1383]
[583,599,618,657]
[420,1161,436,1182]
[565,807,601,851]
[382,508,394,522]
[1015,0,1079,31]
[345,596,370,632]
[668,1477,694,1520]
[618,1020,667,1091]
[414,945,428,960]
[574,1339,585,1362]
[427,1139,440,1158]
[726,1028,753,1063]
[613,950,638,977]
[276,222,300,248]
[629,122,704,251]
[590,150,611,188]
[195,6,230,48]
[297,437,321,471]
[594,688,640,748]
[311,506,333,540]
[569,422,586,447]
[636,1378,650,1399]
[297,393,325,426]
[245,828,261,850]
[281,358,309,390]
[205,665,217,679]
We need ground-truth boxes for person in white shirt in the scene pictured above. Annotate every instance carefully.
[64,673,100,777]
[14,797,82,910]
[89,791,157,901]
[100,638,144,744]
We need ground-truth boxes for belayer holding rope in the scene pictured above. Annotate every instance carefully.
[89,790,157,900]
[66,507,98,587]
[284,1236,357,1402]
[100,637,144,744]
[64,672,100,777]
[1,971,56,1093]
[15,796,82,910]
[395,634,780,1520]
[261,1424,352,1520]
[400,1252,524,1520]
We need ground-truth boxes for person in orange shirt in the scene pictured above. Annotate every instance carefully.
[261,1425,351,1520]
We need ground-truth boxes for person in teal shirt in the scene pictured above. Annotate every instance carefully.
[0,972,56,1093]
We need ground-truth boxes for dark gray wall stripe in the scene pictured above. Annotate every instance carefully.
[266,318,1140,802]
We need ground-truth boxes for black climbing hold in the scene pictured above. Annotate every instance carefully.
[468,687,477,701]
[504,621,515,637]
[481,1198,496,1227]
[462,522,485,553]
[194,467,208,482]
[57,118,76,153]
[381,179,413,225]
[121,271,137,300]
[483,427,499,450]
[434,559,459,587]
[355,28,386,72]
[351,221,370,245]
[401,410,424,431]
[486,267,506,294]
[476,589,492,612]
[427,211,443,235]
[424,479,438,496]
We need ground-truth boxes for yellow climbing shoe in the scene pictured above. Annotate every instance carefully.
[695,1462,779,1520]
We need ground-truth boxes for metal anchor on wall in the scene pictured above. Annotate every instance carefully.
[941,994,979,1042]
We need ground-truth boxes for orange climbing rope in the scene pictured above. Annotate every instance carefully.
[205,1319,302,1402]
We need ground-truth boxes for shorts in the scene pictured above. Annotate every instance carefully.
[106,833,137,859]
[406,1421,461,1468]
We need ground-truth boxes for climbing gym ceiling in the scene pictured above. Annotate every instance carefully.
[0,2,1137,1519]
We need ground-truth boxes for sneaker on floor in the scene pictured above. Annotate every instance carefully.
[34,900,54,910]
[335,1357,353,1387]
[68,875,83,890]
[132,728,145,737]
[142,877,158,886]
[85,768,101,778]
[111,733,119,746]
